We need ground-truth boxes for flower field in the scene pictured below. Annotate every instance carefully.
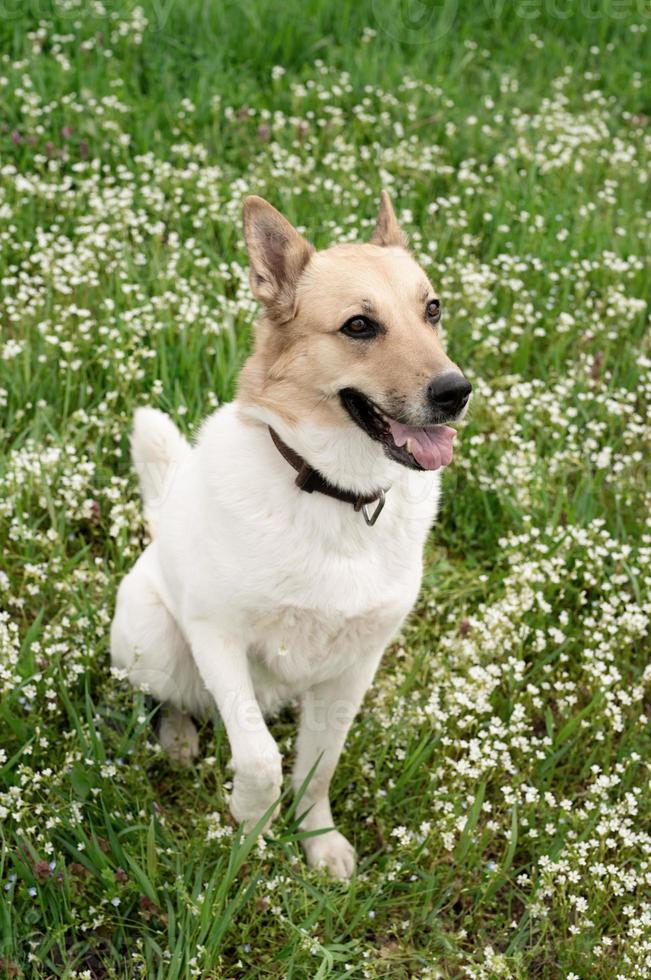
[0,2,649,976]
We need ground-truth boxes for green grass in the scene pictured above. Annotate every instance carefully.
[1,1,650,976]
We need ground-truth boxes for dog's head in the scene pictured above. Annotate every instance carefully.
[238,193,471,474]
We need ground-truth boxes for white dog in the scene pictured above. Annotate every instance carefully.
[110,192,471,878]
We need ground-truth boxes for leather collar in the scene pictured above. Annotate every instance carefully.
[268,426,388,525]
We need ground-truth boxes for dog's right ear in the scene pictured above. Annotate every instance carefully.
[243,196,314,321]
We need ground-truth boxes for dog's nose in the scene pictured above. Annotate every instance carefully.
[427,372,472,416]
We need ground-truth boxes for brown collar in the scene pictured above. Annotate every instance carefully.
[268,426,388,526]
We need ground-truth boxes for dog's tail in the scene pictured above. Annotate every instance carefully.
[131,407,190,538]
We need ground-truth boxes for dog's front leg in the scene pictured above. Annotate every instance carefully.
[292,648,385,879]
[187,620,282,832]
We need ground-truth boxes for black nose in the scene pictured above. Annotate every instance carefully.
[427,372,472,416]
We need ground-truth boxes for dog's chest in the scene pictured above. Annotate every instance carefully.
[238,487,430,703]
[248,602,392,702]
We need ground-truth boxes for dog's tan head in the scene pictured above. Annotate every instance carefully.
[238,192,471,472]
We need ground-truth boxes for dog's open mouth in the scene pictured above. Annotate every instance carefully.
[339,388,456,472]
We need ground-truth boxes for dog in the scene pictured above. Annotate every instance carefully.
[110,192,471,879]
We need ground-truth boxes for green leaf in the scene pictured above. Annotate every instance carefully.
[146,815,158,886]
[70,762,91,800]
[455,780,486,864]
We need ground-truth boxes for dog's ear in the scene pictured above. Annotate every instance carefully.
[370,190,409,249]
[243,196,314,321]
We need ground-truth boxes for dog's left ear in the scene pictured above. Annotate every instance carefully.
[370,190,409,249]
[243,196,314,321]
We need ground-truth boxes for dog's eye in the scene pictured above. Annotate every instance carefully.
[341,315,378,339]
[426,299,441,324]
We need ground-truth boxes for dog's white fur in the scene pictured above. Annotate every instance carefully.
[111,193,461,879]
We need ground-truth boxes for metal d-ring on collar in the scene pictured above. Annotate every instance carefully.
[268,427,389,526]
[356,490,386,526]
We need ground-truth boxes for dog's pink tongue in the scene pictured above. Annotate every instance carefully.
[388,421,456,470]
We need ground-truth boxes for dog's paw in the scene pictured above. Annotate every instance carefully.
[229,753,283,833]
[158,708,199,767]
[303,830,356,880]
